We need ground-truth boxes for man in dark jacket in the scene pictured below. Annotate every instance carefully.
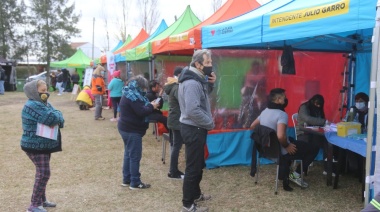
[178,49,216,212]
[145,80,168,130]
[164,66,184,179]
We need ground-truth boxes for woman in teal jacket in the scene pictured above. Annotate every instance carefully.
[22,80,64,212]
[108,70,124,121]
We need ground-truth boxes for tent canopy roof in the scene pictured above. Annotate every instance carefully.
[152,0,261,55]
[50,49,92,68]
[126,5,200,61]
[202,0,376,52]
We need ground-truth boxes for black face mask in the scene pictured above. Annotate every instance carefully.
[39,92,50,102]
[283,98,288,109]
[202,66,213,77]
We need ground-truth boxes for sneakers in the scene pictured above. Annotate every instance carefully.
[42,201,56,207]
[110,118,118,122]
[129,182,151,190]
[323,171,336,177]
[194,193,211,203]
[168,171,184,180]
[181,204,208,212]
[121,181,130,187]
[27,206,47,212]
[95,116,105,120]
[289,171,309,188]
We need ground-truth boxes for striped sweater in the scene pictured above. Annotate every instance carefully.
[21,100,65,153]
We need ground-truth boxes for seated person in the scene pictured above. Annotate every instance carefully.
[344,92,368,178]
[145,80,168,130]
[296,94,335,175]
[250,88,318,191]
[76,85,94,110]
[344,92,369,133]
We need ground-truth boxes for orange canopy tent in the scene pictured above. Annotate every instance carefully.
[113,28,149,55]
[152,0,261,55]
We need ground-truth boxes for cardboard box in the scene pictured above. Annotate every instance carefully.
[337,122,361,137]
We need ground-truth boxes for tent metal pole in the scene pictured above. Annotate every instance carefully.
[365,2,380,206]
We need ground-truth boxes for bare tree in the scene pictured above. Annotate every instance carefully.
[137,0,159,34]
[211,0,223,12]
[101,0,110,51]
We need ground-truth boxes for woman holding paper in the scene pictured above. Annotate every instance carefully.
[21,80,64,212]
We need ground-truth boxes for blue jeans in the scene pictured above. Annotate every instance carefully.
[169,129,184,174]
[181,123,208,208]
[118,130,143,187]
[0,80,4,94]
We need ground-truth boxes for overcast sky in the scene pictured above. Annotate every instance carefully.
[42,0,269,51]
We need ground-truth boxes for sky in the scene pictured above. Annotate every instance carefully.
[70,0,269,51]
[71,0,227,51]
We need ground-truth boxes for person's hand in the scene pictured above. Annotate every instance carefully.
[208,72,216,83]
[151,101,159,110]
[286,143,297,155]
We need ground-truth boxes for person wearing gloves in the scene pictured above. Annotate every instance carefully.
[118,75,159,190]
[76,85,94,110]
[21,80,64,212]
[108,70,124,122]
[178,49,216,212]
[164,66,185,179]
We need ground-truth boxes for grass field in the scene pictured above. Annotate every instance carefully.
[0,91,364,212]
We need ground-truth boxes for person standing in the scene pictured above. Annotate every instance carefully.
[21,80,64,212]
[178,49,216,212]
[145,80,168,131]
[49,72,57,92]
[71,70,80,86]
[91,65,106,120]
[0,67,5,95]
[164,66,184,179]
[118,75,159,189]
[55,70,63,95]
[108,70,124,122]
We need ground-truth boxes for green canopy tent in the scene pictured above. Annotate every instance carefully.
[51,49,92,68]
[50,49,93,90]
[126,5,200,62]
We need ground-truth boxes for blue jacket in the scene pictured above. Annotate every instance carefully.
[21,100,65,153]
[108,78,124,97]
[118,95,154,136]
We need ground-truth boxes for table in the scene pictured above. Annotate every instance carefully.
[300,127,367,198]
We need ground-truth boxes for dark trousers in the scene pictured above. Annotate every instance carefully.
[181,123,207,208]
[169,129,184,174]
[279,140,319,180]
[111,97,121,118]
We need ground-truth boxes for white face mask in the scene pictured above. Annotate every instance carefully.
[355,102,366,110]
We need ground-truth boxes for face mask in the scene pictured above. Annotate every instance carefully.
[283,98,288,109]
[202,66,213,77]
[355,102,366,110]
[39,92,50,102]
[101,71,105,76]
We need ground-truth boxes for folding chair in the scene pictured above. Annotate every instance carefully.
[252,125,304,194]
[162,132,170,164]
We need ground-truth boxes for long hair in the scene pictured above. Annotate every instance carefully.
[304,94,325,118]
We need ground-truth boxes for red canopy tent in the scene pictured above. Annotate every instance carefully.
[152,0,261,55]
[113,28,149,55]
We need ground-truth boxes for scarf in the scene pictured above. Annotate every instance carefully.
[123,80,149,105]
[267,98,288,112]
